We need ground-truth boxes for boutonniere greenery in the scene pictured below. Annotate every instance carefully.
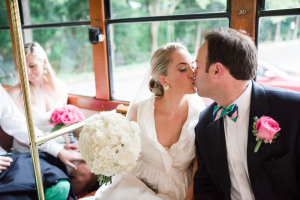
[252,116,281,153]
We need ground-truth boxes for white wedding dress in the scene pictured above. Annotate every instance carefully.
[85,94,205,200]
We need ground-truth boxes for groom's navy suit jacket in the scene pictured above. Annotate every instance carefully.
[194,80,300,200]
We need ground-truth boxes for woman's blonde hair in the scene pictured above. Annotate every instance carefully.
[24,42,59,104]
[149,42,187,98]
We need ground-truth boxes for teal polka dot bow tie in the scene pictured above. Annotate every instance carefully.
[213,104,239,122]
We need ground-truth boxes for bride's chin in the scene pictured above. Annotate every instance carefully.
[187,88,197,94]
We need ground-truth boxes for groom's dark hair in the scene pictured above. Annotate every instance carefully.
[203,27,257,80]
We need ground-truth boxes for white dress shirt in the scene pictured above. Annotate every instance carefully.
[0,84,63,157]
[223,81,255,200]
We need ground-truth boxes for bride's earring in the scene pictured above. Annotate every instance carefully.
[164,83,171,90]
[43,66,48,74]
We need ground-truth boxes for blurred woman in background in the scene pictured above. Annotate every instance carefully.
[7,42,97,196]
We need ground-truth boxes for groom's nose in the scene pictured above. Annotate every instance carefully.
[193,67,198,77]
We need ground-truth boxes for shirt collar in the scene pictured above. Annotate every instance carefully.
[229,80,252,121]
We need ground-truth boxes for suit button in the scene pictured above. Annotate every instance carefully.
[240,174,243,178]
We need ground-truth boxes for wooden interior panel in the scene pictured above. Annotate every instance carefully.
[89,0,110,100]
[68,94,129,112]
[2,85,10,90]
[230,0,257,40]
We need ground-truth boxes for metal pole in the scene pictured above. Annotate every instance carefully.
[8,0,45,199]
[36,121,85,146]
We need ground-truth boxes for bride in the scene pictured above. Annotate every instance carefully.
[85,42,205,200]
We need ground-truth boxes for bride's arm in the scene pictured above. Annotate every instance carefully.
[184,157,197,200]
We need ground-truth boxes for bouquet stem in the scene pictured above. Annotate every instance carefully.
[97,174,112,186]
[254,141,262,153]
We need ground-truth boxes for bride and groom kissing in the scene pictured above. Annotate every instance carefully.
[87,27,300,200]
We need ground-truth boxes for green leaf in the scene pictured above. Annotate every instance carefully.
[48,118,53,124]
[97,174,112,186]
[50,124,64,133]
[252,130,256,134]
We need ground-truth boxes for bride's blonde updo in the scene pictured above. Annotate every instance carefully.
[149,42,187,98]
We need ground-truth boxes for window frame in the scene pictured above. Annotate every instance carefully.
[105,0,232,102]
[255,0,300,45]
[4,0,262,111]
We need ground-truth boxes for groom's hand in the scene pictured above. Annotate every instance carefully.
[0,156,13,173]
[57,149,84,170]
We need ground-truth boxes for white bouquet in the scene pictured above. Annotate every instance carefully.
[79,111,141,185]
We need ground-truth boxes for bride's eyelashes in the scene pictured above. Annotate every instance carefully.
[179,67,186,72]
[179,64,195,72]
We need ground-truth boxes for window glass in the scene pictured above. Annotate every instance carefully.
[26,26,95,97]
[110,19,229,104]
[21,0,90,25]
[0,1,9,27]
[265,0,300,10]
[0,30,16,86]
[257,15,300,92]
[110,0,227,19]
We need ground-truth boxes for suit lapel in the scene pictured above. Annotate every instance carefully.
[247,81,270,188]
[207,113,231,198]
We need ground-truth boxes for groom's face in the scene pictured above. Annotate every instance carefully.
[194,42,211,97]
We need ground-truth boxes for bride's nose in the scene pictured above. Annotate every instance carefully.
[189,69,194,79]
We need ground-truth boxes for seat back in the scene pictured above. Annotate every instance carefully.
[0,126,14,152]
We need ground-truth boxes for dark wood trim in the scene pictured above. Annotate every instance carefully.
[230,0,257,40]
[106,12,230,24]
[89,0,110,100]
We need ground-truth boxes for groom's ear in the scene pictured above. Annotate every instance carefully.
[211,62,225,79]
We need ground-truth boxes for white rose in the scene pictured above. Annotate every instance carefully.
[121,134,132,146]
[129,121,141,134]
[111,145,124,161]
[118,154,134,166]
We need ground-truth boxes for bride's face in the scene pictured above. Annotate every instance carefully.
[163,49,196,95]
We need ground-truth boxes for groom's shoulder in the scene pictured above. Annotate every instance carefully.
[261,84,300,104]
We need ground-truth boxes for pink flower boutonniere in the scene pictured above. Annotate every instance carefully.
[252,116,281,153]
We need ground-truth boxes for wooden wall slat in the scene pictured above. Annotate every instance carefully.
[89,0,110,100]
[230,0,257,40]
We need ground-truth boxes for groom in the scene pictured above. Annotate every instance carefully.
[193,27,300,200]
